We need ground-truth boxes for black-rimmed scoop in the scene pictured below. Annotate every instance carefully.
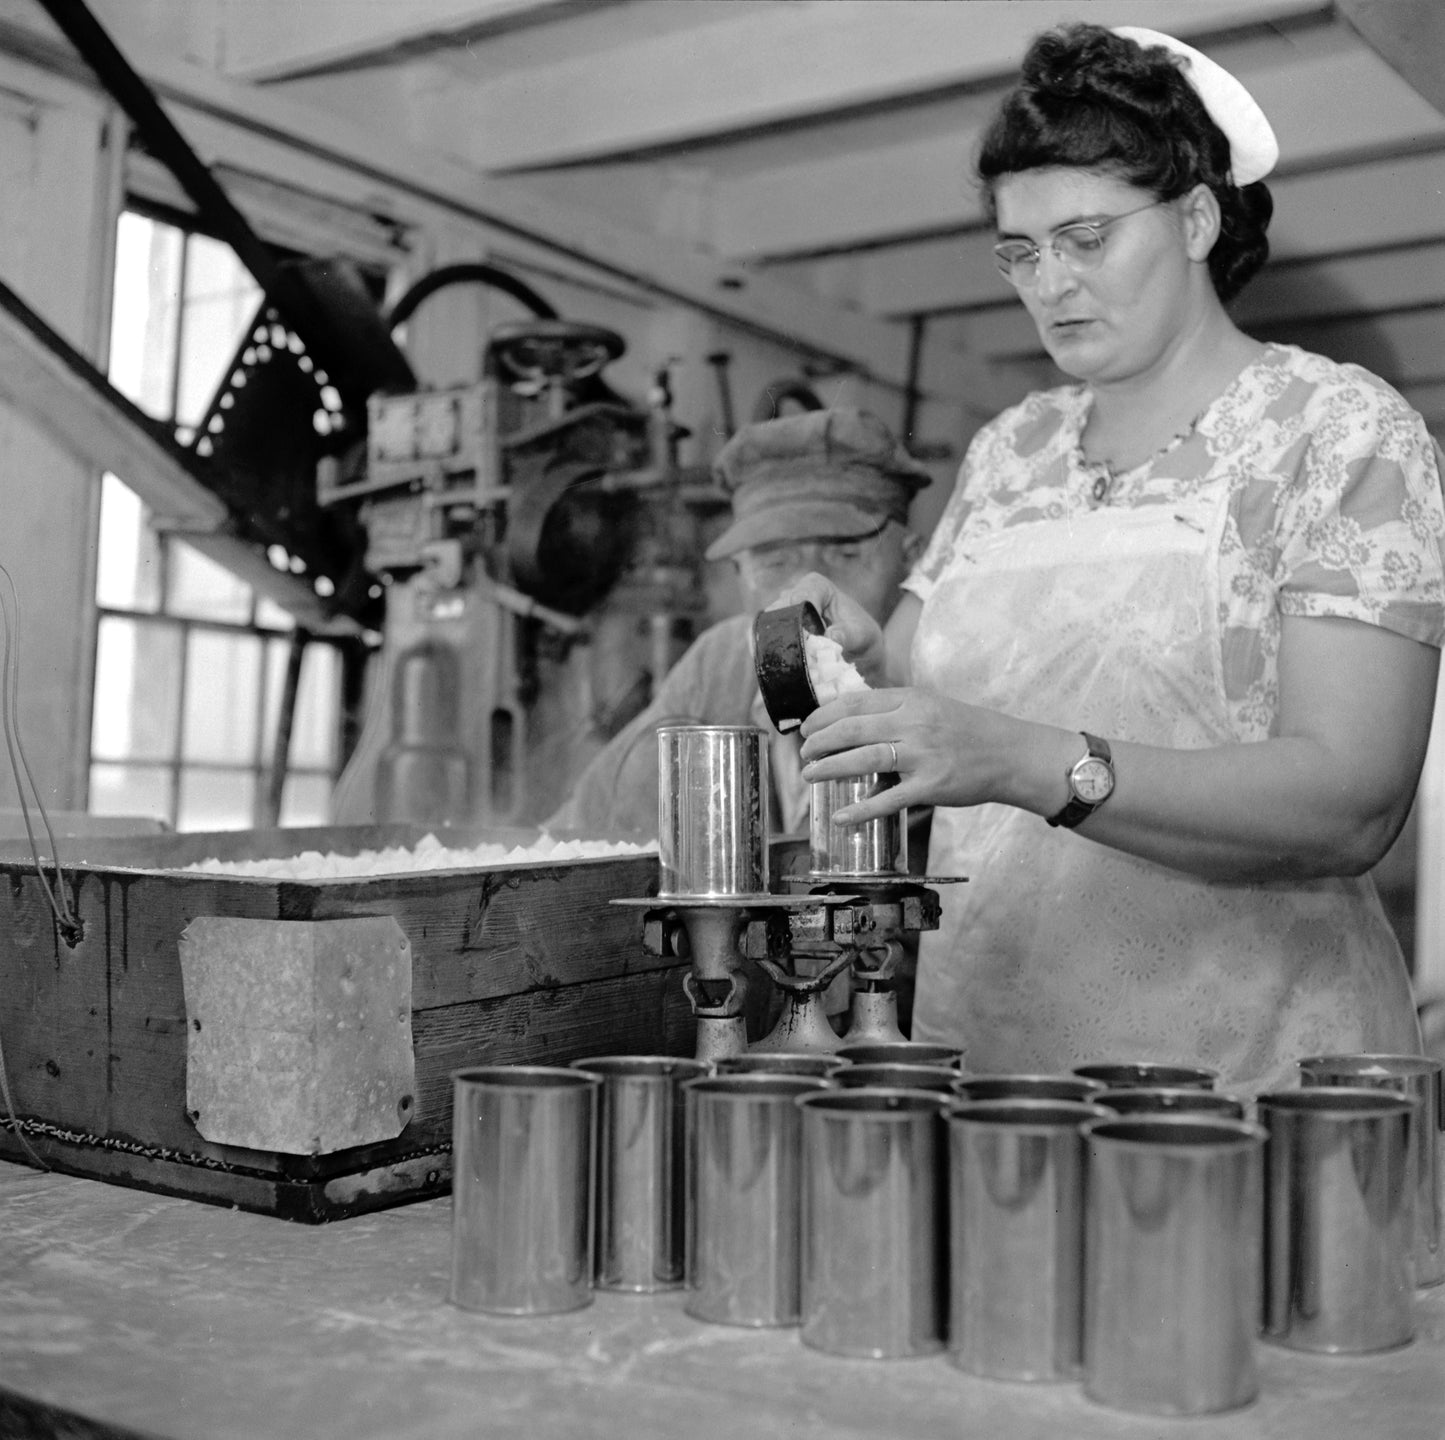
[753,602,824,732]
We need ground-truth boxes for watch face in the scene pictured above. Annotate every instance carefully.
[1073,757,1114,804]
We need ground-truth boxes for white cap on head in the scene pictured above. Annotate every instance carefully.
[1112,26,1279,185]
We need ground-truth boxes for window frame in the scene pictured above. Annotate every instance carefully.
[90,203,378,832]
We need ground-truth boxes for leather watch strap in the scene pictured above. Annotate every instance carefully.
[1046,732,1113,829]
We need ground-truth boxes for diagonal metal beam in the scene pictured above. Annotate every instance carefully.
[0,269,223,530]
[0,269,359,633]
[36,0,415,397]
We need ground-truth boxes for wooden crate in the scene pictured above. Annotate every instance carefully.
[0,825,692,1221]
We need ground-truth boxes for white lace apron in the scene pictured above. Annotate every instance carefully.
[909,485,1422,1093]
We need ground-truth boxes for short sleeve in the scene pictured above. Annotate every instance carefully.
[1274,370,1445,647]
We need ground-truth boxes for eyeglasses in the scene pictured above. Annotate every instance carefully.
[992,200,1168,289]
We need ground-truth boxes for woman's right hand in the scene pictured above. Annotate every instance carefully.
[764,572,889,687]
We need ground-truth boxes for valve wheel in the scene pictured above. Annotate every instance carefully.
[489,319,625,393]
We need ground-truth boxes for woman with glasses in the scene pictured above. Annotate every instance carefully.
[782,24,1445,1092]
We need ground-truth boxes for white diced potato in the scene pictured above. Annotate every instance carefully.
[804,632,869,707]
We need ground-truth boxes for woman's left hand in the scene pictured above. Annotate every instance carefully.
[798,685,1023,824]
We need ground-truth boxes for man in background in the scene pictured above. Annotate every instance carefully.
[546,406,930,837]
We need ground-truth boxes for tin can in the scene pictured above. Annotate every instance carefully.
[798,1088,948,1358]
[947,1098,1112,1381]
[954,1074,1105,1104]
[1299,1053,1443,1289]
[836,1063,958,1094]
[657,724,768,896]
[1074,1061,1218,1090]
[571,1055,709,1292]
[1083,1114,1265,1415]
[1093,1087,1245,1119]
[684,1073,832,1326]
[448,1065,599,1316]
[836,1040,962,1068]
[809,775,905,876]
[1258,1086,1416,1352]
[713,1052,848,1079]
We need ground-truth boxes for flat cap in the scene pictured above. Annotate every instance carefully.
[706,408,931,561]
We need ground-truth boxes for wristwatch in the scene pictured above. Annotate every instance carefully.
[1046,732,1115,829]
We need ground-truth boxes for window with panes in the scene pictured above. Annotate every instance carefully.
[92,208,348,831]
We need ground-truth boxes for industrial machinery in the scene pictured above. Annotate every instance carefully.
[310,265,726,828]
[36,0,768,832]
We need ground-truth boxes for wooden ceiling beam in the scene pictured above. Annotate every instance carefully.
[715,38,1445,262]
[918,240,1445,377]
[783,150,1445,319]
[1398,380,1445,429]
[0,10,1018,411]
[206,0,584,83]
[1267,154,1445,258]
[398,0,1328,174]
[926,308,1040,365]
[1252,308,1445,384]
[714,130,988,265]
[1336,0,1445,116]
[1234,243,1445,327]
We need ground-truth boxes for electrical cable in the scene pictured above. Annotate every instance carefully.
[0,568,81,941]
[0,564,70,1170]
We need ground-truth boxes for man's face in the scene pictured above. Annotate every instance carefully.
[733,521,917,623]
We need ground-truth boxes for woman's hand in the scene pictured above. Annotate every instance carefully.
[765,573,890,687]
[797,685,1069,825]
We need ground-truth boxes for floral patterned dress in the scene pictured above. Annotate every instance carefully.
[903,344,1445,1090]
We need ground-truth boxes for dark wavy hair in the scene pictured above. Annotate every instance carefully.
[976,24,1272,302]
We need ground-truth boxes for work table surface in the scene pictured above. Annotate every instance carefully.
[0,1161,1440,1440]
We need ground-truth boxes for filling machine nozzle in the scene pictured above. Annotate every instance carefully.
[615,724,859,1062]
[754,601,963,1049]
[615,699,960,1059]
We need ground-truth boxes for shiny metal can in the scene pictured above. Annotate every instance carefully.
[684,1073,833,1326]
[798,1088,948,1358]
[835,1062,959,1094]
[1093,1087,1246,1119]
[947,1098,1113,1381]
[570,1055,709,1292]
[836,1040,963,1068]
[1298,1052,1443,1289]
[953,1073,1105,1104]
[1083,1114,1265,1416]
[1074,1060,1218,1090]
[809,775,905,876]
[448,1065,600,1316]
[657,724,768,896]
[1258,1086,1417,1352]
[713,1052,849,1079]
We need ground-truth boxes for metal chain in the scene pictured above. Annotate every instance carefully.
[0,1116,450,1176]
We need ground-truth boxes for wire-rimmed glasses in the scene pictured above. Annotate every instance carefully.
[993,199,1169,288]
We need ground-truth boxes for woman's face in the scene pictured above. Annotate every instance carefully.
[992,168,1210,387]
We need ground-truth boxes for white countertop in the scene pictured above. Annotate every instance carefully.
[0,1161,1440,1440]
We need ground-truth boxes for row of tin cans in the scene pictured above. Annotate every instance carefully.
[446,1048,1443,1418]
